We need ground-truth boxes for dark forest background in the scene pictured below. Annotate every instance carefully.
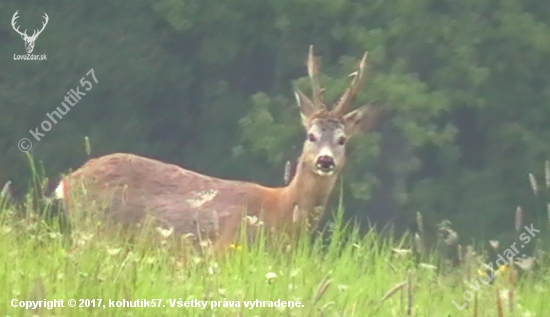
[2,0,550,243]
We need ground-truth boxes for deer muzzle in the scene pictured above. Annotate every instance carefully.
[315,155,336,176]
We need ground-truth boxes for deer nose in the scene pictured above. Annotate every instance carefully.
[315,155,336,174]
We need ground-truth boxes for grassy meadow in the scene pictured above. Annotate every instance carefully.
[1,161,549,317]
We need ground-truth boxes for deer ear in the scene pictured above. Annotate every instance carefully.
[294,89,316,127]
[343,100,382,136]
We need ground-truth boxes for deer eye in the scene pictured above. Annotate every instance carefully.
[307,133,317,142]
[337,136,347,145]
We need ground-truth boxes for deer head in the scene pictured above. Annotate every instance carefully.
[11,11,49,54]
[293,46,380,180]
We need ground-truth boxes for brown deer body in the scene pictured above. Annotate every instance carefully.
[55,46,381,252]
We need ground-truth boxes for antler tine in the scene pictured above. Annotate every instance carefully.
[307,45,324,108]
[332,51,369,115]
[11,10,18,25]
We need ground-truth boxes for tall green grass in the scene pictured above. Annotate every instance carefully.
[0,159,548,316]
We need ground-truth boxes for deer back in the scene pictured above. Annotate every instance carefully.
[60,153,287,247]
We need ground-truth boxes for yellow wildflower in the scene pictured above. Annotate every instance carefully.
[477,264,508,277]
[229,243,242,251]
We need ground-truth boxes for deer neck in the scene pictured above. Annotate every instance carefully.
[282,159,339,220]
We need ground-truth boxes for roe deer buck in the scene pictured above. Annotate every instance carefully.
[55,46,381,252]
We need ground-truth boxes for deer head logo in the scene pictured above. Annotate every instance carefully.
[11,11,49,54]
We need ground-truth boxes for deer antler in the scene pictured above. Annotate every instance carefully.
[11,11,48,40]
[332,51,369,115]
[31,13,49,39]
[11,11,27,38]
[307,45,325,108]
